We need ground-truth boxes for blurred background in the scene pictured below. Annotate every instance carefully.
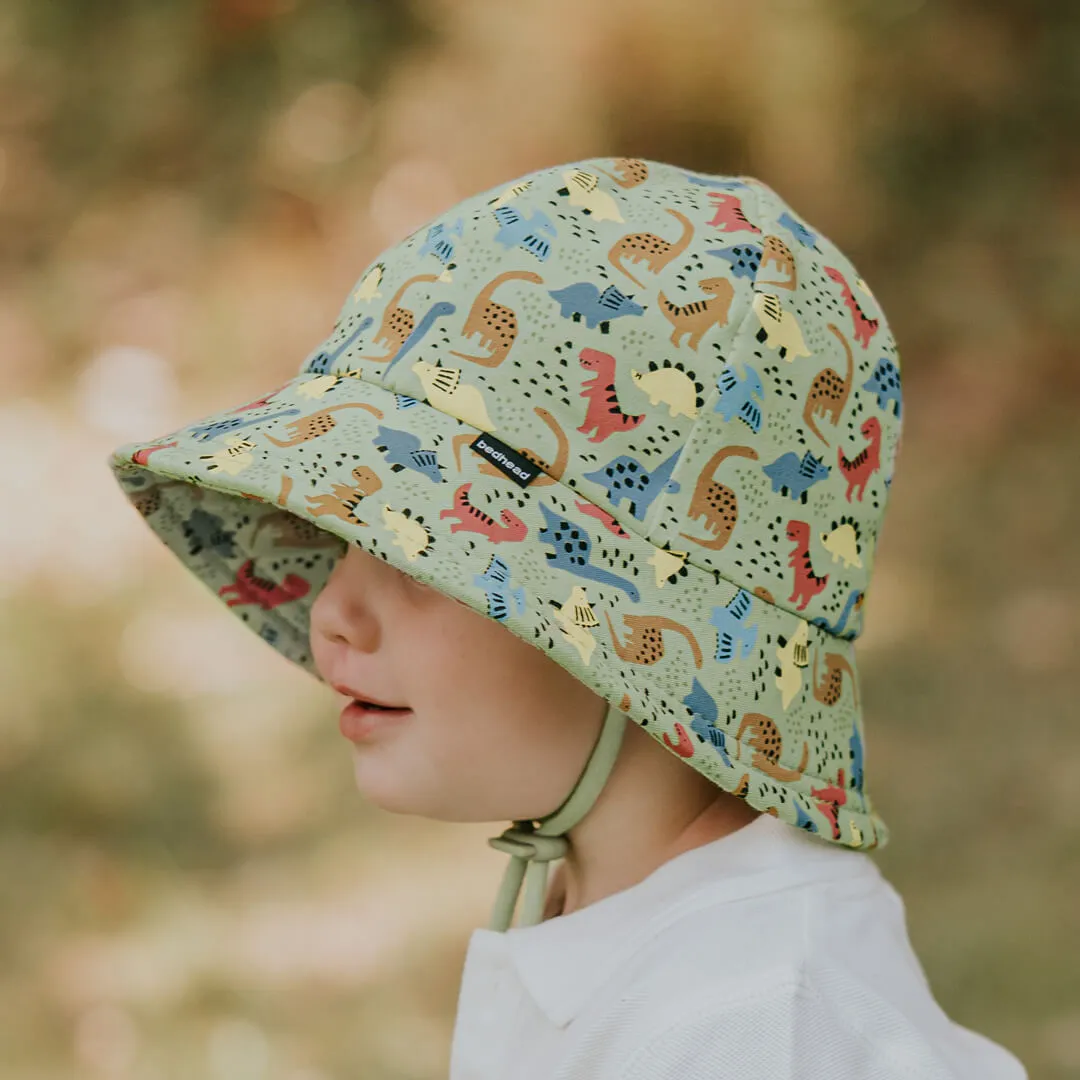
[1,0,1077,1076]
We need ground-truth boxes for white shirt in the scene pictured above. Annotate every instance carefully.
[449,811,1028,1079]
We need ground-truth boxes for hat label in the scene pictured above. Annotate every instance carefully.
[469,433,540,487]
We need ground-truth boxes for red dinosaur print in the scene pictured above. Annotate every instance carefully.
[131,441,178,466]
[663,721,695,757]
[577,347,645,442]
[786,520,829,611]
[219,558,311,610]
[823,267,879,349]
[229,382,292,413]
[574,499,631,538]
[810,766,848,840]
[439,483,527,542]
[705,192,761,234]
[837,416,882,502]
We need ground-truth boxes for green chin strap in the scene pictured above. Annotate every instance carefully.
[486,700,629,932]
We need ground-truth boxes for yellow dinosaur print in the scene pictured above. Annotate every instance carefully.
[351,263,384,303]
[296,374,341,400]
[752,291,812,360]
[412,360,496,431]
[647,546,689,587]
[820,523,863,570]
[199,434,259,476]
[630,366,699,419]
[557,170,625,223]
[775,618,811,710]
[552,585,601,665]
[381,505,432,561]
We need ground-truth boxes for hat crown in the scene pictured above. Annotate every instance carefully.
[300,157,903,640]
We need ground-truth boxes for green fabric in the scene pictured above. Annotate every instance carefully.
[107,157,903,929]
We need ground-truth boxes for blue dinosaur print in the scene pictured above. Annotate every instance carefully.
[762,450,830,504]
[181,507,238,558]
[418,218,464,266]
[537,503,640,602]
[304,317,373,375]
[848,721,865,794]
[777,211,820,251]
[583,446,682,521]
[394,394,422,410]
[809,589,862,640]
[713,363,766,433]
[491,205,557,260]
[473,554,526,621]
[188,409,300,443]
[682,677,733,767]
[372,425,443,483]
[861,357,902,420]
[707,243,762,280]
[793,801,819,833]
[681,173,751,191]
[382,300,457,376]
[548,282,646,333]
[709,588,759,662]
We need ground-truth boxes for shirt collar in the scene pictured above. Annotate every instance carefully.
[484,811,873,1028]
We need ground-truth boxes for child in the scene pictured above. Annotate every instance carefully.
[109,157,1027,1078]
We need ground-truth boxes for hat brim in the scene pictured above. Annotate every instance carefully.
[109,368,889,851]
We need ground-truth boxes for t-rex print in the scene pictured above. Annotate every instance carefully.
[491,203,557,260]
[705,192,761,233]
[802,323,855,447]
[862,357,903,420]
[812,641,860,709]
[304,317,373,375]
[548,282,646,333]
[681,677,734,767]
[734,712,811,782]
[448,270,545,368]
[577,347,645,442]
[451,406,569,486]
[709,588,759,662]
[537,503,640,602]
[762,449,830,504]
[440,482,527,543]
[658,276,735,351]
[713,364,766,434]
[219,558,310,610]
[305,465,384,527]
[678,445,759,550]
[837,416,882,502]
[824,266,879,349]
[608,207,695,289]
[604,610,704,668]
[263,402,384,448]
[371,425,444,483]
[583,445,682,521]
[380,300,457,376]
[473,554,526,621]
[786,520,829,611]
[356,273,445,362]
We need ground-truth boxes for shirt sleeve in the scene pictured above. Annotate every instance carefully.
[620,977,888,1080]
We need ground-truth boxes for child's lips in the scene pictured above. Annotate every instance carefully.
[339,700,412,742]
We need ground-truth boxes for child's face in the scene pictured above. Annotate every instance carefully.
[309,542,609,823]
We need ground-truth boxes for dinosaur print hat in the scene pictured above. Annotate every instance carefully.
[108,156,904,932]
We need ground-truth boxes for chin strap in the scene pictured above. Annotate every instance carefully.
[486,699,628,932]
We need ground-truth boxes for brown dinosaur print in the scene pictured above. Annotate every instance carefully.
[357,273,444,362]
[448,270,545,367]
[451,406,569,486]
[219,558,311,610]
[439,482,527,542]
[304,465,383,526]
[802,323,855,447]
[594,158,649,188]
[734,713,811,782]
[129,479,198,518]
[678,445,759,550]
[607,208,695,289]
[786,520,829,610]
[250,507,348,550]
[658,276,735,350]
[264,402,384,447]
[812,642,860,709]
[604,610,704,669]
[756,234,798,291]
[577,347,645,442]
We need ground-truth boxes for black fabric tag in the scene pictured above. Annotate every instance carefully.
[469,432,541,487]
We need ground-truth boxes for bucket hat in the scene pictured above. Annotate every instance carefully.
[108,156,903,932]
